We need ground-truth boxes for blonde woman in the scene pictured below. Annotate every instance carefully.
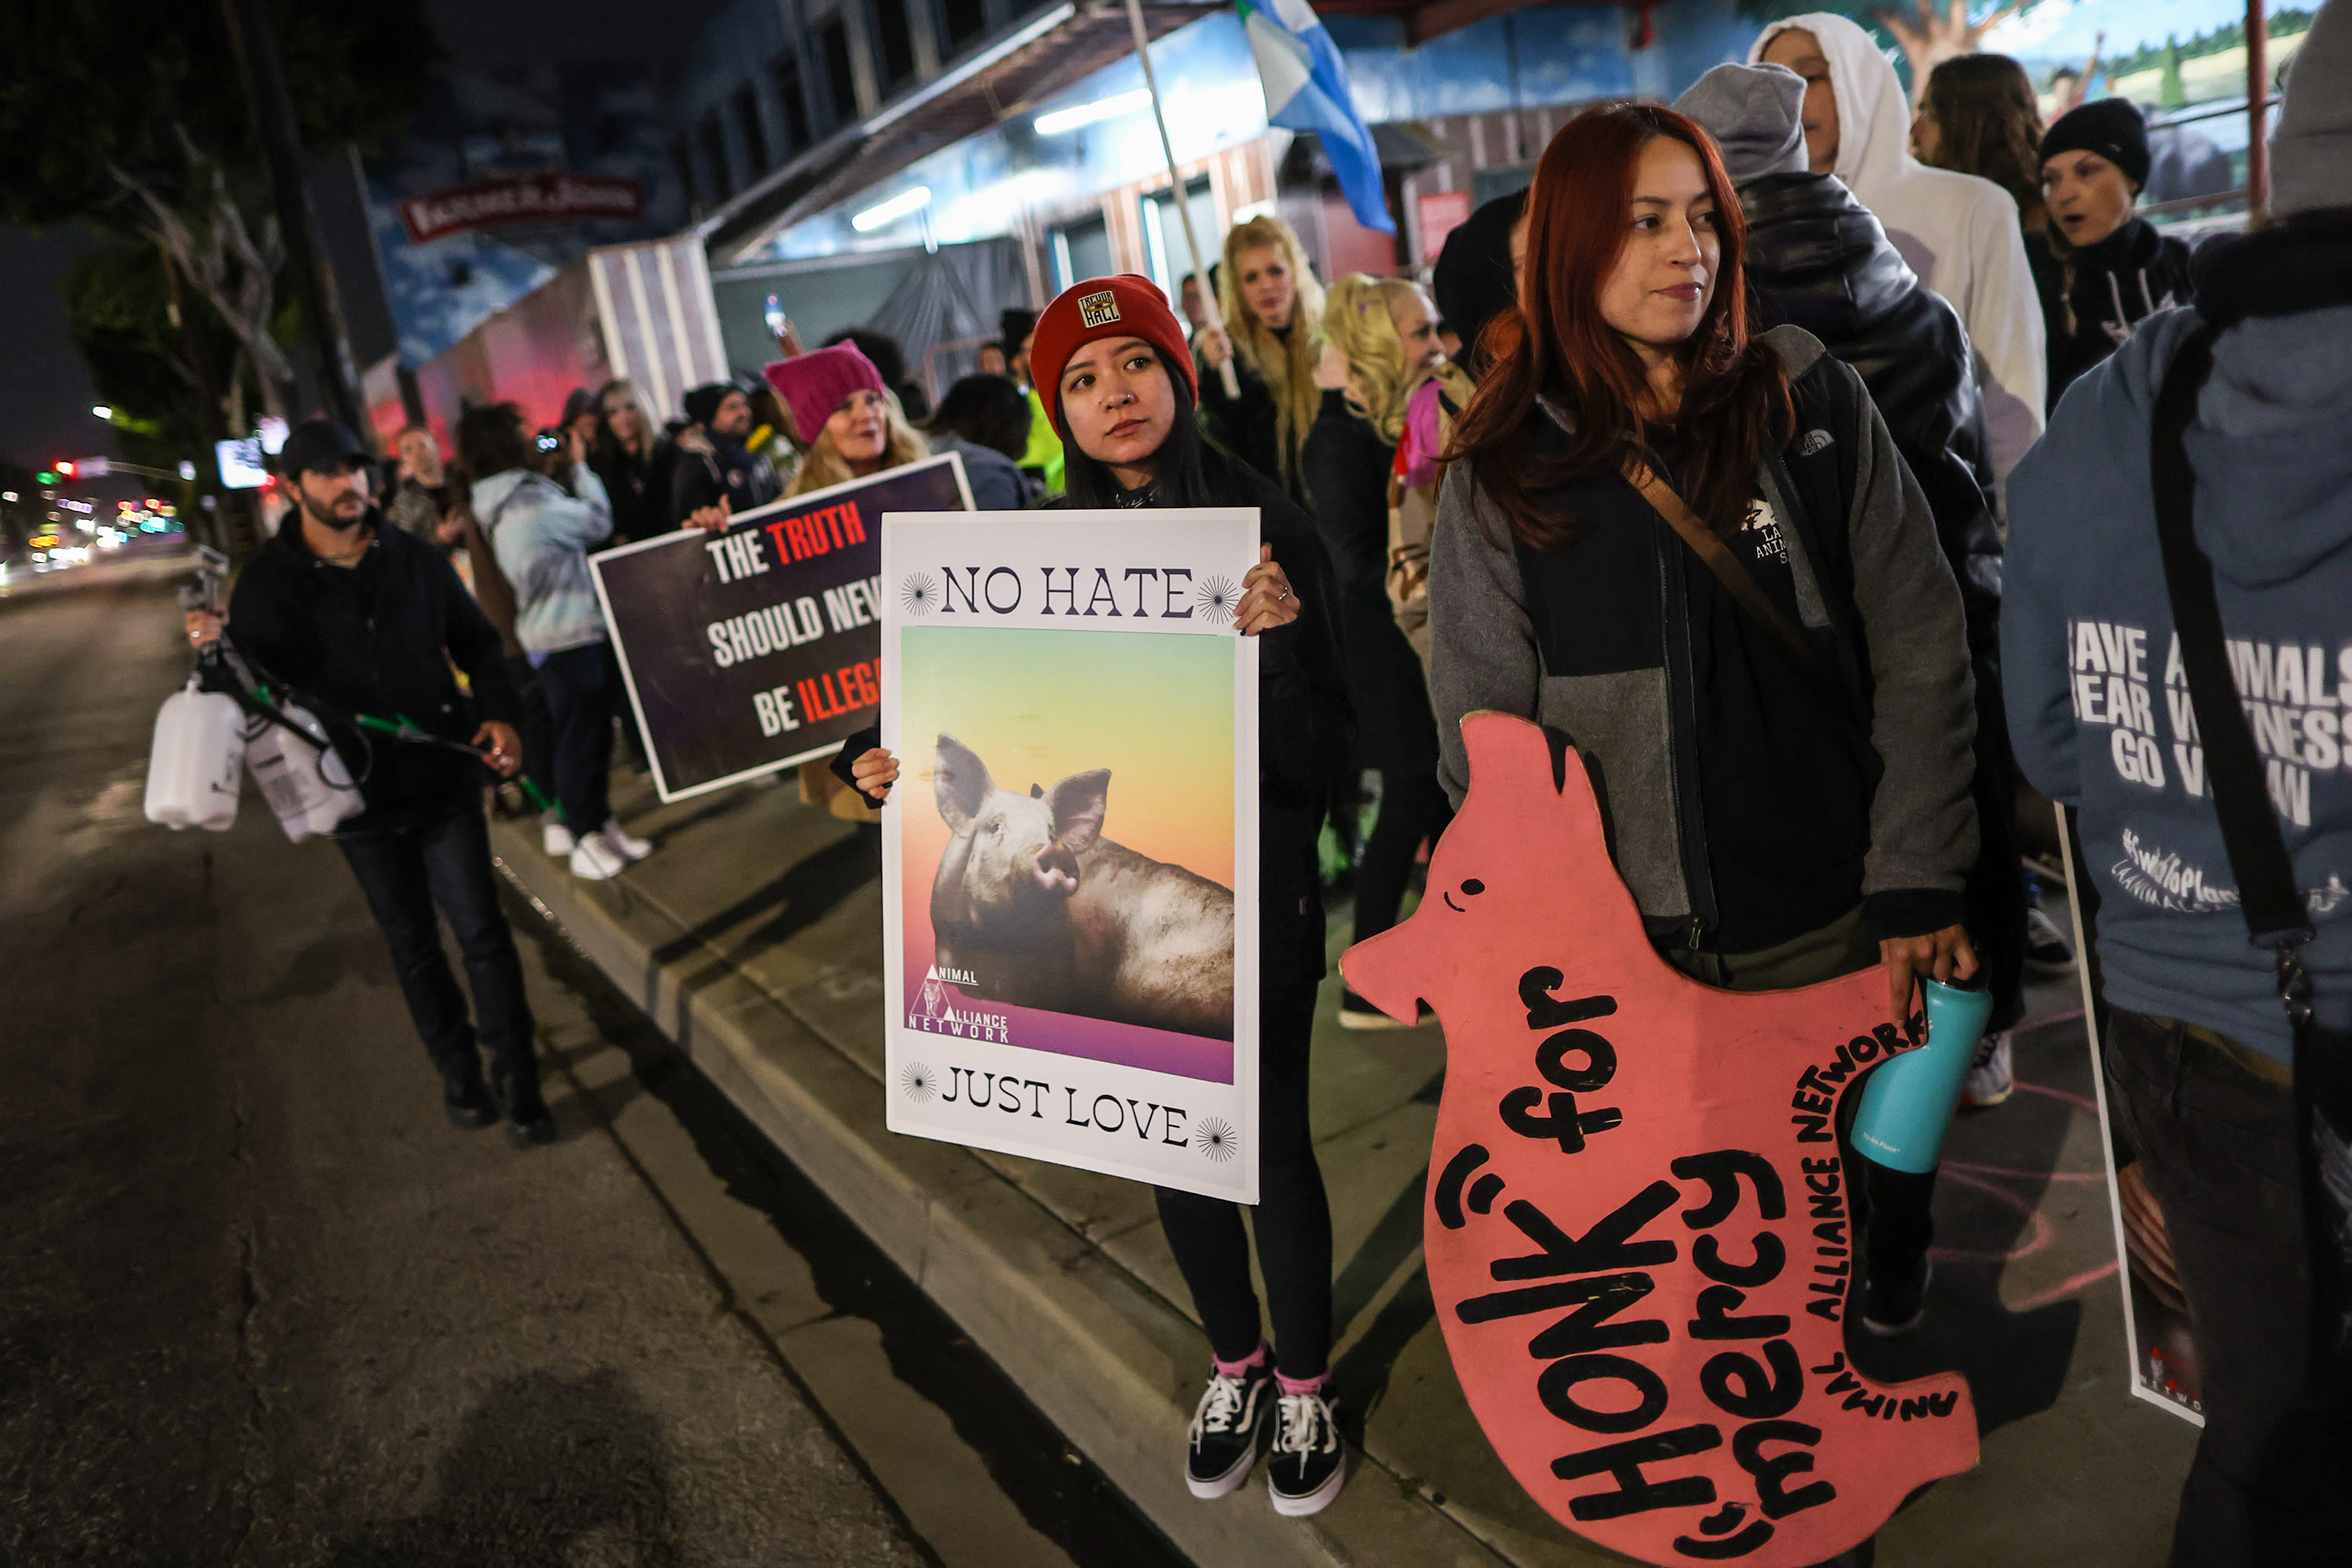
[761,343,935,818]
[767,344,931,499]
[1300,275,1448,1027]
[1196,214,1324,502]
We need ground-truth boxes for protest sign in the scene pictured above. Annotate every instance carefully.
[879,509,1262,1203]
[1344,714,1979,1567]
[2060,804,2205,1426]
[589,453,971,801]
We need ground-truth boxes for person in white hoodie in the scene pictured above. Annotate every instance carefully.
[1752,14,2047,486]
[460,403,652,881]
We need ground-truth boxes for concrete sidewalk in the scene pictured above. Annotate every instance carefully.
[495,765,2201,1568]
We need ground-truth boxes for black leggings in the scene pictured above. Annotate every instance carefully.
[1351,768,1449,944]
[1154,978,1332,1381]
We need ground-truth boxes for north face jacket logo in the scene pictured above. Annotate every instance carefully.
[1797,429,1834,456]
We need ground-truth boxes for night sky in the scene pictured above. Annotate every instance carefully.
[0,0,729,475]
[0,223,117,475]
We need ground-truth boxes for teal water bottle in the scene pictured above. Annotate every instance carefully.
[1849,978,1994,1174]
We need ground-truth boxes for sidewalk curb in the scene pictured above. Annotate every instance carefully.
[491,818,1512,1568]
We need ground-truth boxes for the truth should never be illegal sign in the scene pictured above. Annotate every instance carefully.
[590,453,971,800]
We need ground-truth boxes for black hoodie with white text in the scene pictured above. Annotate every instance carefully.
[2027,216,2196,412]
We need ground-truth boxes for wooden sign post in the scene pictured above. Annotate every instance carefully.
[1343,713,1977,1566]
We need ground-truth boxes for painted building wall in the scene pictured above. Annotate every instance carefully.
[363,62,692,369]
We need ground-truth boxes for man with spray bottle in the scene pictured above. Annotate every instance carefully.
[185,419,554,1147]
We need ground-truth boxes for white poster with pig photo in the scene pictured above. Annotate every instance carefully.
[880,510,1261,1202]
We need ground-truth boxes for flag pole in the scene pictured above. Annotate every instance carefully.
[1121,0,1242,399]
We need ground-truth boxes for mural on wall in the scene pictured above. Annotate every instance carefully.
[1737,0,2309,205]
[365,63,688,366]
[1980,0,2311,203]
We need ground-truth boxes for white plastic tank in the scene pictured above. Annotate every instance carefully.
[245,706,365,842]
[144,678,246,832]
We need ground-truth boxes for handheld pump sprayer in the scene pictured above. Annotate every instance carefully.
[146,551,527,842]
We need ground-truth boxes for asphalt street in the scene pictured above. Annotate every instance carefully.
[0,572,1187,1567]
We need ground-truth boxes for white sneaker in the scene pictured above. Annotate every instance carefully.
[1961,1030,2014,1109]
[568,834,628,880]
[2024,906,2076,973]
[597,818,652,861]
[542,817,576,857]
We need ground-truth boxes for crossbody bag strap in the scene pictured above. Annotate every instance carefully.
[2150,319,2352,1386]
[1624,459,1830,684]
[2147,323,2317,997]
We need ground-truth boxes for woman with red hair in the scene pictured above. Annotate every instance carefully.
[1430,103,1982,1343]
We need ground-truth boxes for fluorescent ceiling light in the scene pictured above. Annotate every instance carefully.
[851,186,933,232]
[1033,88,1152,136]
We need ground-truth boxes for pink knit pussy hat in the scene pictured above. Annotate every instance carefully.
[763,344,887,445]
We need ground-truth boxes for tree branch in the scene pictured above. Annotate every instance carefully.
[110,129,295,409]
[1966,0,2028,46]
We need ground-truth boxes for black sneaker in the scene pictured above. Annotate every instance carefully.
[499,1073,557,1149]
[1266,1388,1346,1516]
[443,1067,499,1131]
[1185,1361,1272,1498]
[1860,1257,1932,1338]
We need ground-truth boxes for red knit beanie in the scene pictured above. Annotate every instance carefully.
[1030,275,1198,438]
[763,344,887,446]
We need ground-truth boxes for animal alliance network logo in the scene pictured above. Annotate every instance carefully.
[912,964,1011,1044]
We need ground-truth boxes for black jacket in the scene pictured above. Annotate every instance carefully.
[227,510,518,831]
[1740,172,2002,649]
[837,452,1353,985]
[1195,343,1307,505]
[591,438,677,545]
[2027,216,2195,412]
[1301,390,1439,773]
[668,430,779,525]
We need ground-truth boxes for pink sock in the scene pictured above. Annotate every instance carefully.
[1212,1341,1270,1379]
[1276,1369,1330,1397]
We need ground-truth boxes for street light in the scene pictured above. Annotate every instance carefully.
[851,187,932,232]
[1033,89,1152,136]
[92,404,113,420]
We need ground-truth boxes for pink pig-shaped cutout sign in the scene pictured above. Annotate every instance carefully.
[1341,713,1976,1566]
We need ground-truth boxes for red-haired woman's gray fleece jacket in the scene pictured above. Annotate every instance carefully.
[1427,325,1979,954]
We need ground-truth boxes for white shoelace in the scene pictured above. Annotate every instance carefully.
[1191,1372,1250,1439]
[1275,1391,1334,1456]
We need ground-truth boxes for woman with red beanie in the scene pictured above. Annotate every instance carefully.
[839,274,1356,1517]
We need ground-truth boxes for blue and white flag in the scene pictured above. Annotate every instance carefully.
[1236,0,1394,234]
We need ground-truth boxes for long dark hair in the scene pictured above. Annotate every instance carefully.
[924,372,1033,460]
[1919,54,2046,229]
[456,401,533,479]
[1450,103,1791,549]
[1056,347,1234,510]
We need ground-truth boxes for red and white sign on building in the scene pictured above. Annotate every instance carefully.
[399,173,647,245]
[1416,190,1473,263]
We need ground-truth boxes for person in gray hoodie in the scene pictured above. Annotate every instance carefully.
[2003,1,2352,1556]
[461,403,649,882]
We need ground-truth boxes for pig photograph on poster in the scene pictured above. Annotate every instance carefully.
[878,510,1262,1203]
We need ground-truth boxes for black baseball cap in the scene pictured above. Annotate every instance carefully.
[278,418,371,481]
